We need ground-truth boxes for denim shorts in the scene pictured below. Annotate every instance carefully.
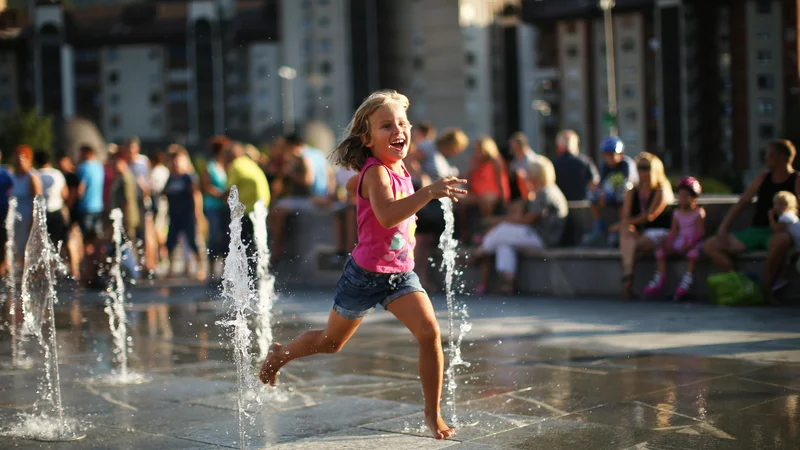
[333,257,426,320]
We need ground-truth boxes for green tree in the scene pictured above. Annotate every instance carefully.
[1,109,54,155]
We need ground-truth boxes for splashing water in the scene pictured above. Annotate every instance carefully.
[14,196,85,441]
[438,198,471,426]
[249,200,277,362]
[3,198,30,369]
[94,208,147,386]
[217,187,262,449]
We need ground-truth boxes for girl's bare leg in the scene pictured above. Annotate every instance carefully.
[259,309,362,386]
[386,291,455,440]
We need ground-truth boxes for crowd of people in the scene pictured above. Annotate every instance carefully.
[1,122,798,303]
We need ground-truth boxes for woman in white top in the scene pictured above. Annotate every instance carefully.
[34,151,68,246]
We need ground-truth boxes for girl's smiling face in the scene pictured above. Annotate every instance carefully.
[364,103,411,169]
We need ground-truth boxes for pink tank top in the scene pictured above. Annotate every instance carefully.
[351,157,417,273]
[675,208,701,241]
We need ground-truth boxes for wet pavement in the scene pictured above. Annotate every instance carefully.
[0,282,799,449]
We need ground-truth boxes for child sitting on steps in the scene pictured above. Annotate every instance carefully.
[644,176,706,301]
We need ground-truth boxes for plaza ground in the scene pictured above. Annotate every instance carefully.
[0,281,798,449]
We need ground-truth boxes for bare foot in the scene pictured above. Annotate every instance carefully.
[258,343,284,386]
[424,410,455,440]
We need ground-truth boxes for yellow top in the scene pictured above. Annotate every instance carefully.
[227,156,270,213]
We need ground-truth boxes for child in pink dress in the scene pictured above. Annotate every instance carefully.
[644,176,706,300]
[258,90,466,440]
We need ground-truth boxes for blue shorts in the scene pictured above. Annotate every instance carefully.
[333,257,426,320]
[590,188,625,206]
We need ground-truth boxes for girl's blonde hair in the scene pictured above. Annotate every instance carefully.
[330,90,410,171]
[774,191,799,215]
[474,136,501,161]
[636,152,674,203]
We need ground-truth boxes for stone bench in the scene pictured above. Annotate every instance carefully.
[458,246,800,302]
[272,196,799,302]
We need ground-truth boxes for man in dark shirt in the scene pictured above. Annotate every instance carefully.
[704,139,800,304]
[552,130,599,201]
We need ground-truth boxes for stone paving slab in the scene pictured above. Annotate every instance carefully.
[1,291,799,448]
[174,397,420,447]
[362,410,545,442]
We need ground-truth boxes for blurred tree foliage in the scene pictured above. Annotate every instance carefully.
[1,109,54,156]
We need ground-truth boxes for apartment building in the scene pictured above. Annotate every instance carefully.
[0,0,280,148]
[522,0,800,175]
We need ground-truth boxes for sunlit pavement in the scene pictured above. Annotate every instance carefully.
[1,282,799,449]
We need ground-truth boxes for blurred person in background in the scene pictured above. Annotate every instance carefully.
[164,146,204,280]
[552,130,599,201]
[409,128,469,291]
[150,151,170,266]
[225,141,270,275]
[76,144,105,284]
[34,151,68,250]
[459,136,510,244]
[263,136,288,198]
[618,152,674,299]
[0,148,14,277]
[201,136,230,280]
[103,143,117,206]
[582,136,638,248]
[269,133,333,261]
[58,154,82,280]
[108,151,140,243]
[11,145,43,266]
[508,132,537,201]
[476,156,568,295]
[120,136,156,273]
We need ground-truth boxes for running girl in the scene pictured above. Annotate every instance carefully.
[259,90,466,440]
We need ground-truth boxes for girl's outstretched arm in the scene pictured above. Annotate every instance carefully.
[363,165,466,229]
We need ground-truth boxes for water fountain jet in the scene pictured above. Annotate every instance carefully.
[92,208,148,386]
[438,198,472,426]
[217,187,262,449]
[249,199,277,362]
[7,196,85,441]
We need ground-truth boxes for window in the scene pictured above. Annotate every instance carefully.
[319,39,333,53]
[105,48,119,63]
[757,50,771,64]
[758,74,774,90]
[622,85,636,99]
[321,85,333,97]
[320,61,332,75]
[150,92,162,105]
[109,93,120,106]
[567,46,578,58]
[757,0,771,14]
[622,65,637,75]
[0,74,8,86]
[107,71,119,85]
[150,115,162,128]
[319,16,330,27]
[566,22,577,34]
[625,110,638,123]
[466,75,476,89]
[413,57,424,69]
[621,37,636,52]
[0,95,11,111]
[756,30,771,41]
[148,49,160,60]
[465,52,475,65]
[758,98,775,116]
[759,124,775,139]
[109,115,121,129]
[257,65,267,78]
